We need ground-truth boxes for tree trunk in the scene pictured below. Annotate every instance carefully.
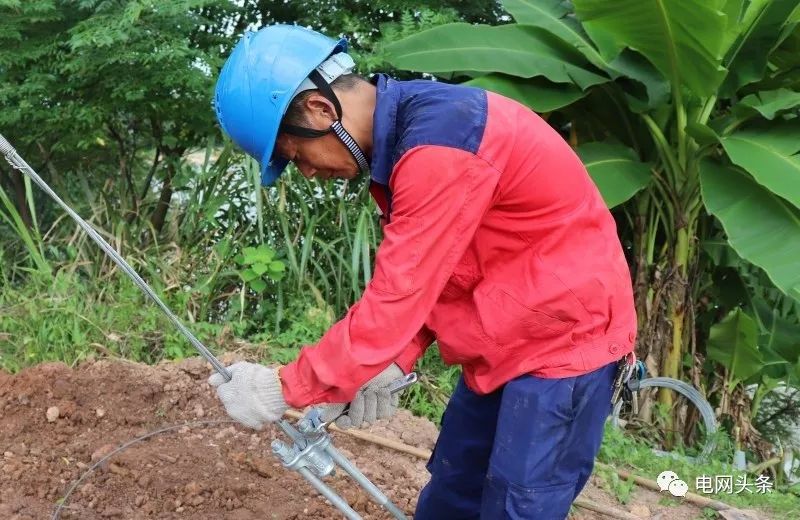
[139,147,161,201]
[632,196,651,343]
[122,154,139,222]
[150,159,175,234]
[659,219,692,448]
[631,191,671,382]
[664,224,689,380]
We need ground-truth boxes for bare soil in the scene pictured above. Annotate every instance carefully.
[0,357,710,519]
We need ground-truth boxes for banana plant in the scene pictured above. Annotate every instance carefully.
[385,1,800,414]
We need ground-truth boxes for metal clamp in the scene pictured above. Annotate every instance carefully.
[271,373,417,520]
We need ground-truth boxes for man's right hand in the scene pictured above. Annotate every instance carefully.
[319,363,405,429]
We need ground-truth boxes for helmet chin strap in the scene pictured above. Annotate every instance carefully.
[279,69,370,174]
[330,120,370,172]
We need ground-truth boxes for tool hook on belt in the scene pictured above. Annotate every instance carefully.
[611,352,645,415]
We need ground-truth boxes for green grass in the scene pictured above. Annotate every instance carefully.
[597,424,800,517]
[0,270,231,371]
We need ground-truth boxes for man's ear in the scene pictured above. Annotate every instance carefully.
[304,92,338,123]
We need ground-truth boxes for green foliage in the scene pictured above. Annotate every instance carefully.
[400,346,461,425]
[598,425,800,515]
[736,88,800,120]
[227,1,501,76]
[0,269,231,371]
[261,172,382,316]
[235,245,286,292]
[577,142,652,208]
[753,384,800,447]
[720,121,800,209]
[0,0,235,242]
[707,308,763,389]
[387,23,609,89]
[0,178,49,273]
[573,0,730,96]
[595,464,635,504]
[501,0,605,68]
[700,160,800,301]
[720,0,800,95]
[468,74,587,112]
[267,302,335,364]
[357,7,466,74]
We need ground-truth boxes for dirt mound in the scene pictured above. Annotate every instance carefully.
[0,357,705,519]
[0,357,437,519]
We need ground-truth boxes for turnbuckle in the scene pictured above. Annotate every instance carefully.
[271,373,417,519]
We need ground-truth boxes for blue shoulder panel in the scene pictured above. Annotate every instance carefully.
[370,75,488,187]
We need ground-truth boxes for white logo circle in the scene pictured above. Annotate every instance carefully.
[656,470,679,492]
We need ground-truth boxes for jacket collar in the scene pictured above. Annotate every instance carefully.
[369,73,399,186]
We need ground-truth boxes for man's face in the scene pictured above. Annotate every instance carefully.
[275,132,360,182]
[274,92,361,181]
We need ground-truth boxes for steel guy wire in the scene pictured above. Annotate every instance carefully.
[0,133,231,380]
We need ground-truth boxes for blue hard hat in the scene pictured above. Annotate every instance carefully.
[214,25,347,185]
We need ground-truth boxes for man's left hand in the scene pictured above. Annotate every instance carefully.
[319,363,405,429]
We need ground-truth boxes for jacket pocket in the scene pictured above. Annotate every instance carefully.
[476,284,577,347]
[481,477,575,520]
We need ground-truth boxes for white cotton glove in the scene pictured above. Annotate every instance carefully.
[208,362,288,430]
[319,363,405,430]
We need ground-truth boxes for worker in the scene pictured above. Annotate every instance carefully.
[209,24,636,520]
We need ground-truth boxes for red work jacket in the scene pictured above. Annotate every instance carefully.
[280,75,636,408]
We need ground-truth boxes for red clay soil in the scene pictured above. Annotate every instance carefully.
[0,357,707,519]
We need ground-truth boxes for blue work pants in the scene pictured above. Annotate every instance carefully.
[414,361,617,519]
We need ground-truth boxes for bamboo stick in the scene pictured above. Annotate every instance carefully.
[572,498,643,520]
[595,462,748,512]
[283,410,648,519]
[285,409,434,459]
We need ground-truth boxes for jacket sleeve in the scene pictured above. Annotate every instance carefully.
[279,145,500,407]
[394,325,435,373]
